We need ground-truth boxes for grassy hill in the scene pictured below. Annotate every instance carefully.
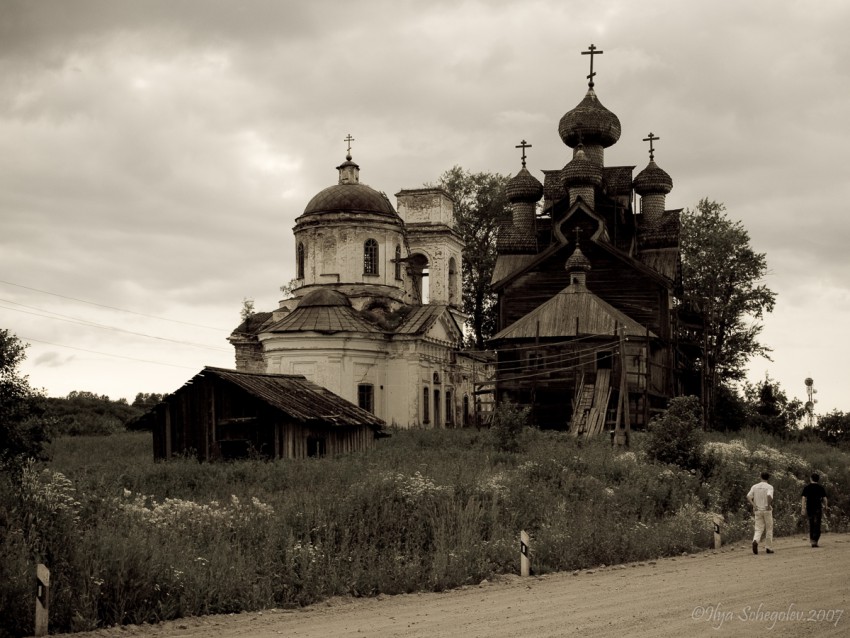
[1,426,848,636]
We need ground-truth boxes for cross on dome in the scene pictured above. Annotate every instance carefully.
[643,132,659,161]
[582,44,604,88]
[515,139,532,167]
[344,133,355,160]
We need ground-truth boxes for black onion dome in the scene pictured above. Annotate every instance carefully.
[298,288,352,307]
[303,183,397,217]
[558,88,621,149]
[565,246,591,272]
[562,146,603,188]
[566,246,590,272]
[506,167,544,203]
[633,160,673,195]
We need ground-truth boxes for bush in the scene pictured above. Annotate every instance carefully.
[488,400,531,452]
[644,396,704,472]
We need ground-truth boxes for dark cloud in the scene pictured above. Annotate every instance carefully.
[2,0,848,410]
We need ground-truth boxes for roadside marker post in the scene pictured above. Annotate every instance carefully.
[713,514,723,549]
[35,563,50,637]
[520,530,530,577]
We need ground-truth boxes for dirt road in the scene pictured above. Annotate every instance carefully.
[62,534,850,638]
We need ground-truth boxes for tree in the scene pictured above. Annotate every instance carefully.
[433,167,512,349]
[644,395,705,472]
[679,199,776,426]
[742,375,805,436]
[0,329,49,465]
[812,410,850,446]
[240,298,256,322]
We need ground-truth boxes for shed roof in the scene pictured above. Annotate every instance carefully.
[198,367,384,428]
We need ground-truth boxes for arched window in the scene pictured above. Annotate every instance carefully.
[394,245,402,280]
[364,239,379,275]
[296,242,305,279]
[422,386,430,424]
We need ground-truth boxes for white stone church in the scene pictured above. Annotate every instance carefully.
[228,150,480,428]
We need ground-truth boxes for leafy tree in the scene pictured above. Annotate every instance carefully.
[644,395,704,472]
[741,375,804,436]
[132,392,164,409]
[0,329,49,465]
[679,199,776,426]
[240,297,256,322]
[433,167,511,348]
[812,410,850,446]
[41,391,143,436]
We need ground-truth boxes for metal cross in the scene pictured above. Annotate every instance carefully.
[582,44,604,88]
[515,140,532,167]
[344,133,355,155]
[642,132,659,161]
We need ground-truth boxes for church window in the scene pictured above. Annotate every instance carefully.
[433,372,440,384]
[364,239,379,275]
[433,389,441,427]
[422,386,430,424]
[296,242,305,279]
[445,390,453,425]
[357,384,374,413]
[394,245,402,280]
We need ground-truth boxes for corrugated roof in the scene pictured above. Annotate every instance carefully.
[491,282,654,341]
[266,304,382,334]
[202,367,384,428]
[395,304,447,335]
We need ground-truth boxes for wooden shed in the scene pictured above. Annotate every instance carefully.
[150,367,385,461]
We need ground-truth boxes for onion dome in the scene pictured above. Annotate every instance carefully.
[558,88,621,149]
[562,145,603,188]
[633,159,673,196]
[506,166,543,203]
[565,245,591,272]
[302,153,397,218]
[298,288,352,308]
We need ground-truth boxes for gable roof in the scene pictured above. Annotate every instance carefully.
[395,304,463,342]
[490,281,655,341]
[198,367,384,428]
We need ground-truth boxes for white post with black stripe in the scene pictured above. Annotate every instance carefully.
[520,530,530,577]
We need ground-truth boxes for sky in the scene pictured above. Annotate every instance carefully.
[1,0,848,416]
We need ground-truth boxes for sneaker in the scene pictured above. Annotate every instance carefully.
[752,541,758,555]
[765,549,774,554]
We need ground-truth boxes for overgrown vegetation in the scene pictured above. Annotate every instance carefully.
[2,419,848,637]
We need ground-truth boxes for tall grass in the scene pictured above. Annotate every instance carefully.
[1,427,847,637]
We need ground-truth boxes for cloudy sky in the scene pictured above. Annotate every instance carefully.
[2,0,848,415]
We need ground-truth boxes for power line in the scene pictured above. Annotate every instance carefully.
[18,335,203,370]
[0,300,230,352]
[0,279,226,331]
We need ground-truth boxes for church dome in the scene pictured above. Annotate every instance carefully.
[506,167,544,203]
[562,145,603,188]
[633,160,673,195]
[298,288,352,308]
[558,88,621,149]
[303,183,397,217]
[565,245,591,272]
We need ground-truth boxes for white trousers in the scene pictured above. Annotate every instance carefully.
[753,509,773,548]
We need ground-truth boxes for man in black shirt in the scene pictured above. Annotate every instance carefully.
[801,473,829,548]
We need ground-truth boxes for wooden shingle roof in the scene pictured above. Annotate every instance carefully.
[200,367,384,428]
[490,281,654,341]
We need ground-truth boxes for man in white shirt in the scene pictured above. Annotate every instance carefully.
[747,471,775,555]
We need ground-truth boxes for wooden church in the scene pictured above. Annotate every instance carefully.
[489,45,689,434]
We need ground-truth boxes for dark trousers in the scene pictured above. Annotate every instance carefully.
[807,509,823,542]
